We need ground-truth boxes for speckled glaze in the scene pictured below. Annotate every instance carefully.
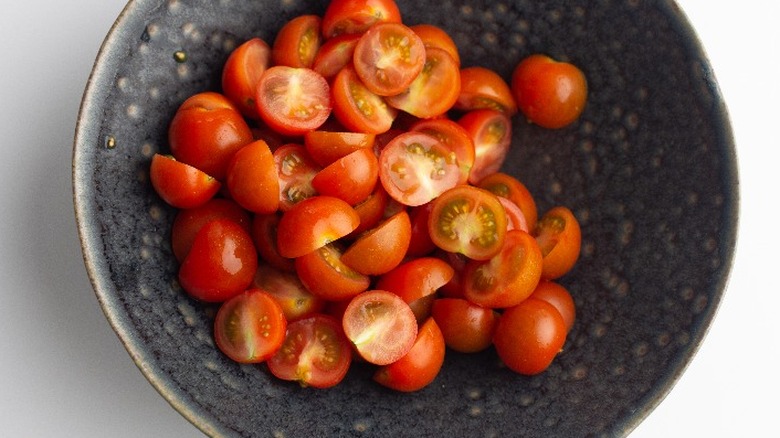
[73,0,738,436]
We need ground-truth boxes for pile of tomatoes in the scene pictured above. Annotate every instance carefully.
[149,0,587,391]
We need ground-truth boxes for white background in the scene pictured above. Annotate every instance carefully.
[1,0,776,436]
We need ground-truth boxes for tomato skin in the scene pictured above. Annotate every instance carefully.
[273,144,322,211]
[304,130,376,167]
[226,140,280,214]
[251,212,296,273]
[406,203,437,257]
[221,38,271,119]
[341,210,411,275]
[457,109,513,184]
[385,47,460,119]
[255,66,332,136]
[272,14,322,68]
[477,172,538,232]
[171,199,251,263]
[431,298,498,353]
[498,196,529,233]
[373,317,445,392]
[493,298,567,375]
[349,182,390,237]
[294,243,371,301]
[311,148,379,206]
[321,0,402,38]
[213,289,287,363]
[409,24,460,66]
[535,206,582,280]
[529,280,576,332]
[168,92,253,181]
[332,65,398,134]
[353,22,426,96]
[150,154,220,209]
[375,256,454,322]
[252,264,325,321]
[267,314,353,388]
[511,54,588,129]
[456,66,518,115]
[178,218,258,303]
[276,196,360,258]
[312,33,361,80]
[410,118,475,185]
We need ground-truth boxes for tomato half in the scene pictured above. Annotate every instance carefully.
[253,264,325,321]
[535,206,582,280]
[312,33,361,80]
[226,140,280,214]
[409,23,460,66]
[171,199,251,263]
[405,203,437,257]
[410,118,475,185]
[332,64,398,134]
[321,0,402,38]
[529,280,576,332]
[353,22,426,96]
[255,66,332,136]
[431,297,498,353]
[349,182,390,237]
[273,144,322,211]
[272,14,322,68]
[221,37,271,119]
[304,130,376,167]
[457,109,513,184]
[150,154,220,209]
[477,172,538,231]
[311,148,379,205]
[498,196,529,233]
[373,317,445,392]
[375,256,454,322]
[340,210,411,275]
[214,289,287,363]
[455,66,517,115]
[295,243,371,301]
[276,195,360,258]
[385,47,460,118]
[251,212,296,273]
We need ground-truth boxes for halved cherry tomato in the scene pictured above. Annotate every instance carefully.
[304,130,376,167]
[332,65,398,134]
[321,0,402,38]
[221,37,271,119]
[511,54,588,129]
[267,314,352,388]
[409,24,460,66]
[178,218,258,303]
[529,280,576,332]
[434,250,468,298]
[311,148,379,205]
[428,185,507,261]
[455,66,517,115]
[458,109,512,184]
[353,22,426,96]
[168,92,253,181]
[341,210,411,275]
[312,33,361,80]
[493,298,567,375]
[431,297,498,353]
[373,317,445,392]
[272,14,322,68]
[276,195,360,258]
[462,229,543,308]
[255,66,332,136]
[375,257,454,322]
[150,154,220,209]
[171,199,251,263]
[252,264,325,321]
[273,144,322,211]
[385,47,461,118]
[214,289,287,363]
[378,131,460,206]
[498,197,529,233]
[406,203,437,257]
[226,140,280,214]
[477,172,538,231]
[295,243,371,301]
[410,118,475,185]
[349,182,390,237]
[342,290,418,365]
[251,212,295,272]
[535,206,581,280]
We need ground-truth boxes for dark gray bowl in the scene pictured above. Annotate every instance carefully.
[73,0,738,436]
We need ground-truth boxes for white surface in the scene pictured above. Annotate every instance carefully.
[0,1,776,436]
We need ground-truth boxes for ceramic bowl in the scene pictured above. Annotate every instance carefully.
[73,0,738,436]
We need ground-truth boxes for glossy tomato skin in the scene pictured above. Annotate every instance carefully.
[375,256,454,322]
[168,92,253,181]
[409,24,460,66]
[341,210,411,275]
[226,140,280,214]
[214,289,287,363]
[477,172,538,231]
[455,66,517,115]
[294,243,371,301]
[171,199,251,263]
[304,130,376,167]
[353,22,426,96]
[332,65,398,134]
[458,109,513,184]
[321,0,402,38]
[406,203,437,257]
[178,218,258,303]
[255,66,332,136]
[149,154,220,209]
[431,297,498,353]
[276,195,360,258]
[535,206,582,280]
[511,54,588,129]
[221,37,271,119]
[251,212,296,273]
[272,14,322,68]
[493,298,567,375]
[312,33,361,80]
[273,144,322,211]
[311,148,379,206]
[385,47,461,119]
[529,280,576,332]
[252,264,325,321]
[373,317,445,392]
[267,314,353,388]
[349,182,390,237]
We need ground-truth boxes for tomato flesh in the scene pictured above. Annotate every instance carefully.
[214,289,287,363]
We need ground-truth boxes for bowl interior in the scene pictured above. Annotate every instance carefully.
[73,0,738,436]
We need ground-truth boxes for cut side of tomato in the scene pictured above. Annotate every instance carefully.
[535,206,582,280]
[255,66,332,136]
[477,172,538,231]
[273,144,322,211]
[214,289,287,363]
[253,264,325,321]
[385,47,460,118]
[294,243,371,301]
[271,14,322,68]
[410,118,475,185]
[332,65,398,134]
[457,109,513,184]
[353,22,426,96]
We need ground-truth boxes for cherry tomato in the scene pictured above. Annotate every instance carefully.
[409,24,460,66]
[498,196,529,233]
[332,65,398,134]
[255,66,332,136]
[341,210,411,275]
[493,298,567,375]
[171,199,251,263]
[267,314,353,388]
[304,130,376,167]
[273,144,322,211]
[385,47,460,119]
[428,185,507,261]
[226,140,280,214]
[457,109,512,184]
[253,264,325,321]
[462,229,543,308]
[311,148,379,206]
[353,22,426,96]
[477,172,538,231]
[178,218,258,303]
[251,212,296,273]
[213,289,287,363]
[373,317,445,392]
[431,297,498,353]
[312,33,361,80]
[149,154,220,209]
[168,92,253,181]
[434,250,468,298]
[375,257,454,322]
[410,118,475,185]
[321,0,402,38]
[295,243,371,301]
[221,37,271,119]
[455,66,517,115]
[342,290,418,365]
[406,203,437,257]
[276,195,360,258]
[272,14,322,68]
[511,54,588,129]
[529,280,576,332]
[349,182,390,237]
[535,206,582,280]
[378,131,460,207]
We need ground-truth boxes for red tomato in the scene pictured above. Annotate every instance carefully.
[311,148,379,205]
[434,250,468,298]
[252,264,325,321]
[477,172,538,231]
[406,203,437,257]
[168,92,253,181]
[529,280,576,332]
[342,290,418,365]
[226,140,280,214]
[295,243,371,301]
[427,185,508,261]
[255,66,332,136]
[385,47,461,118]
[375,257,454,322]
[304,130,376,167]
[251,212,296,273]
[462,229,543,308]
[511,54,588,129]
[373,317,445,392]
[149,154,220,209]
[321,0,402,38]
[455,66,518,115]
[457,109,513,184]
[312,33,361,80]
[267,314,353,388]
[221,37,271,119]
[341,210,411,275]
[535,206,582,280]
[178,218,258,302]
[498,196,529,233]
[410,118,475,185]
[493,298,567,375]
[332,65,398,134]
[276,196,360,258]
[349,182,390,237]
[171,199,251,263]
[273,144,322,211]
[353,22,426,96]
[272,15,322,68]
[378,131,460,207]
[213,289,287,363]
[409,24,460,66]
[431,297,498,353]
